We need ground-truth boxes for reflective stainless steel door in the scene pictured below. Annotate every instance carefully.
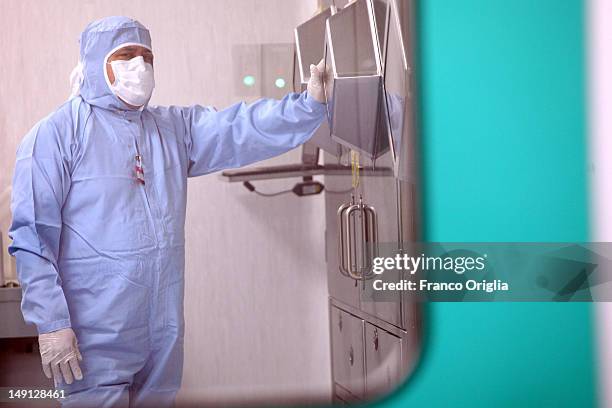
[325,164,360,309]
[358,152,403,327]
[364,322,403,398]
[330,306,365,398]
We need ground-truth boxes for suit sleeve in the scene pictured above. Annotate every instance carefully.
[182,91,326,177]
[8,119,72,334]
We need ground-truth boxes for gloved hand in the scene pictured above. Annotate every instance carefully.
[38,328,84,386]
[307,59,327,104]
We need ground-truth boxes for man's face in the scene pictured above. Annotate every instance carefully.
[105,45,154,87]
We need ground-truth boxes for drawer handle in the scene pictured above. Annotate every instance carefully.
[349,346,354,366]
[338,313,343,332]
[362,202,378,279]
[343,202,362,280]
[337,196,378,281]
[337,200,353,278]
[373,328,379,351]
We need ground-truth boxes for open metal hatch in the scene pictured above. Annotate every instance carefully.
[383,0,414,181]
[294,6,343,157]
[323,0,391,160]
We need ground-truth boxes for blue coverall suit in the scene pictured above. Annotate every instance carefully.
[8,16,326,407]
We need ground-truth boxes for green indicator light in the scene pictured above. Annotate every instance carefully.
[243,75,256,87]
[275,78,286,89]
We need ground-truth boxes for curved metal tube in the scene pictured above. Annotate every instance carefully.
[343,203,363,280]
[362,204,378,279]
[337,201,353,278]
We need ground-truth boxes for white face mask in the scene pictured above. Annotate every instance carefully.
[109,56,155,107]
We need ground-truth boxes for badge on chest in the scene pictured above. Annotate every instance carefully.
[135,155,145,185]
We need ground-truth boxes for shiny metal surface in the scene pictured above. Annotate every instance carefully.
[329,297,416,404]
[325,173,361,309]
[323,0,391,159]
[327,0,383,77]
[319,0,420,403]
[337,197,378,280]
[295,7,334,85]
[294,7,342,156]
[358,156,403,328]
[325,150,405,326]
[343,202,361,279]
[330,306,365,398]
[333,382,360,404]
[364,322,403,398]
[384,0,417,181]
[326,75,390,157]
[362,203,378,277]
[337,201,352,278]
[220,163,392,182]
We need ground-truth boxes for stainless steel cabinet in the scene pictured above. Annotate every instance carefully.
[325,174,361,310]
[330,306,365,398]
[365,322,403,397]
[333,383,361,405]
[358,154,403,328]
[329,300,413,402]
[320,0,419,403]
[325,152,407,329]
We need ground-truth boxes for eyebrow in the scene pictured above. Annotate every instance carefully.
[114,47,153,54]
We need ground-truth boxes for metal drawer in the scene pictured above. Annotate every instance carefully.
[330,306,365,398]
[333,382,360,405]
[365,322,403,398]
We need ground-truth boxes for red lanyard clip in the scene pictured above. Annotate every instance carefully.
[135,155,145,185]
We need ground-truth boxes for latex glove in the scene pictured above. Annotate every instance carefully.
[307,59,327,104]
[38,328,84,386]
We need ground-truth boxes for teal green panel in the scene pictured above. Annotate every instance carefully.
[419,0,588,242]
[378,0,596,407]
[383,303,595,408]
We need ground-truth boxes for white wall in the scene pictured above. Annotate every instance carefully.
[590,0,612,407]
[0,0,330,404]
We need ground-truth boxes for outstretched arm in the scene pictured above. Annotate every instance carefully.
[182,91,326,177]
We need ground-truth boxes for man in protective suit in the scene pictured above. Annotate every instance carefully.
[9,16,327,408]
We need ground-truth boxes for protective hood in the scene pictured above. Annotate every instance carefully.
[78,16,152,111]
